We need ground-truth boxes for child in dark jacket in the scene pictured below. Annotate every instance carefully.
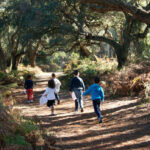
[83,77,104,123]
[70,70,85,112]
[24,74,34,103]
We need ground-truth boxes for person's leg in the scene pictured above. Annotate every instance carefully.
[74,89,79,111]
[78,90,84,112]
[26,89,30,103]
[93,100,99,117]
[47,100,51,114]
[75,99,78,111]
[51,106,54,115]
[74,89,84,112]
[47,100,55,115]
[93,100,102,122]
[27,89,33,103]
[30,89,33,103]
[55,93,60,104]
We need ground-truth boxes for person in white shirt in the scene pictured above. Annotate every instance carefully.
[43,79,56,115]
[52,73,61,104]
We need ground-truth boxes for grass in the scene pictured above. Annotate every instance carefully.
[4,134,30,146]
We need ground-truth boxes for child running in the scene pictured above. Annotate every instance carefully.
[83,77,104,123]
[51,73,61,104]
[42,79,56,116]
[24,74,34,103]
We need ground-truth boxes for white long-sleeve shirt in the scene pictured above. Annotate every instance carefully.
[43,87,56,100]
[54,78,61,93]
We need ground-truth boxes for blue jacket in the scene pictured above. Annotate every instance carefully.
[69,77,85,91]
[83,84,104,101]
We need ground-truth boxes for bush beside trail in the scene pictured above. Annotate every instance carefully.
[0,93,57,150]
[61,58,117,90]
[101,62,150,99]
[61,59,150,102]
[0,65,58,150]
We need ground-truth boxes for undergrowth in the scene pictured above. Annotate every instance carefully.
[60,58,117,90]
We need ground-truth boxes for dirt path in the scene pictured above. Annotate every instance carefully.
[13,73,150,150]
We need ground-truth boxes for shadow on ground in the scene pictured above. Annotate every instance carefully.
[28,96,150,150]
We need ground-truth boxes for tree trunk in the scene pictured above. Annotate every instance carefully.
[80,44,91,57]
[116,14,131,69]
[12,53,24,70]
[108,46,115,58]
[0,43,7,71]
[29,51,36,67]
[28,39,41,67]
[119,30,123,45]
[12,55,17,70]
[80,44,97,61]
[99,42,105,58]
[134,40,142,56]
[115,45,129,69]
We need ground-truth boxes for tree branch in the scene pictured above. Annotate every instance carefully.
[79,0,150,25]
[134,25,150,38]
[86,34,120,49]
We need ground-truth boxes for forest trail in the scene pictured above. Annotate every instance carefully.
[13,73,150,150]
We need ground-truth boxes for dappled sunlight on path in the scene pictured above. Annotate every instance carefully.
[13,73,150,150]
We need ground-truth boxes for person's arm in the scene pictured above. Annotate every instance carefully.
[54,87,58,93]
[100,87,104,101]
[58,79,61,86]
[42,87,48,97]
[81,79,85,91]
[83,86,92,96]
[31,80,34,88]
[69,78,74,92]
[24,80,27,89]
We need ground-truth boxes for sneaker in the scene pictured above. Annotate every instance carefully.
[30,100,33,103]
[98,118,102,123]
[57,100,60,104]
[81,108,84,112]
[50,113,55,116]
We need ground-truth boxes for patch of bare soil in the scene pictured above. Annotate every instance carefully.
[13,72,150,150]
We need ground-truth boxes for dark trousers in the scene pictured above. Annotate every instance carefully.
[92,99,102,119]
[55,93,60,104]
[75,99,78,111]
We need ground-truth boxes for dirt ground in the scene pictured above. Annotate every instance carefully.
[13,73,150,150]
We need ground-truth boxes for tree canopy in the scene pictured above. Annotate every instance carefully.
[0,0,150,70]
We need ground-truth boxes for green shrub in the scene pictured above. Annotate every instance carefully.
[59,74,72,91]
[62,58,117,88]
[0,70,35,87]
[4,134,30,146]
[20,120,39,135]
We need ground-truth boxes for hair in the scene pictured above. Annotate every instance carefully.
[73,70,79,76]
[52,73,56,78]
[26,74,32,80]
[48,79,55,88]
[94,77,100,83]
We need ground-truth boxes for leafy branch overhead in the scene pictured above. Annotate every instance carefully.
[79,0,150,25]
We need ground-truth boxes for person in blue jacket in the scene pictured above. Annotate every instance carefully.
[83,77,104,123]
